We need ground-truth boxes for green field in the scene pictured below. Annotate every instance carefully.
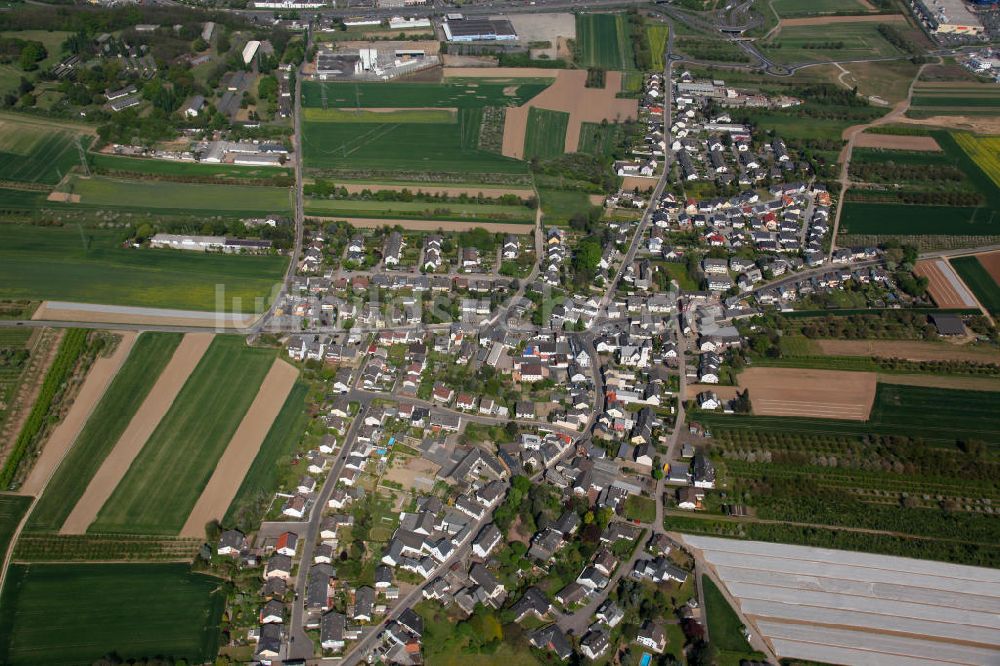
[89,153,293,180]
[302,113,528,176]
[0,494,32,555]
[523,108,569,161]
[577,121,625,156]
[698,383,1000,447]
[0,32,74,98]
[0,114,91,185]
[576,14,635,70]
[25,333,182,533]
[538,188,599,226]
[659,261,699,291]
[840,201,997,235]
[303,107,456,123]
[304,197,534,223]
[90,337,276,535]
[769,0,873,17]
[64,175,292,215]
[0,563,223,666]
[761,22,906,64]
[224,381,308,529]
[909,85,1000,117]
[952,256,1000,317]
[301,80,549,109]
[0,224,286,311]
[646,23,669,62]
[702,576,755,655]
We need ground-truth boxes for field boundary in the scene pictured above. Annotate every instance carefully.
[60,334,215,534]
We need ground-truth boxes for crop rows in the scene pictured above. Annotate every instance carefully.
[13,533,202,562]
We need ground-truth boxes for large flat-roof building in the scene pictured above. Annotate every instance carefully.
[443,17,517,42]
[912,0,985,35]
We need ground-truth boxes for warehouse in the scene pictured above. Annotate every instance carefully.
[912,0,985,35]
[242,40,261,65]
[443,17,517,42]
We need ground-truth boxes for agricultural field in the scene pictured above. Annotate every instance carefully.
[697,383,1000,447]
[646,23,669,61]
[304,198,534,223]
[575,14,635,70]
[303,107,456,123]
[301,113,529,177]
[62,175,293,216]
[537,188,600,226]
[738,367,877,420]
[0,113,92,185]
[839,202,996,235]
[0,563,224,666]
[223,381,308,530]
[577,121,626,156]
[952,256,1000,317]
[89,336,277,535]
[908,82,1000,118]
[25,333,182,533]
[0,328,32,426]
[950,133,1000,189]
[769,0,874,17]
[88,153,293,181]
[761,22,908,65]
[0,494,32,556]
[0,225,287,311]
[301,80,550,109]
[522,108,570,160]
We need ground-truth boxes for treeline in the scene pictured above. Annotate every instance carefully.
[93,167,294,188]
[849,189,985,207]
[628,11,654,70]
[676,37,751,63]
[0,36,47,71]
[850,162,966,184]
[304,181,535,208]
[877,23,922,56]
[133,218,294,249]
[0,4,251,35]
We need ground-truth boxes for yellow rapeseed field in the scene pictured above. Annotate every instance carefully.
[953,133,1000,189]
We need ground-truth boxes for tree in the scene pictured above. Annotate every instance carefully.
[18,41,46,71]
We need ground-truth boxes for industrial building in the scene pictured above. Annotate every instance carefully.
[242,40,261,65]
[911,0,985,35]
[150,234,273,253]
[442,16,517,42]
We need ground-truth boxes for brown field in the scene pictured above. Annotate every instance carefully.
[880,374,1000,392]
[179,359,298,537]
[779,13,906,26]
[855,133,941,151]
[383,454,440,493]
[60,333,215,534]
[898,114,1000,134]
[32,301,257,329]
[816,339,1000,363]
[738,367,877,420]
[975,250,1000,284]
[317,215,535,234]
[914,259,977,308]
[500,69,638,158]
[333,182,534,198]
[20,332,137,497]
[621,176,658,192]
[337,40,440,55]
[45,191,80,203]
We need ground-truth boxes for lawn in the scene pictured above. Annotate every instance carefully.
[770,0,873,17]
[577,121,625,156]
[302,113,528,176]
[304,198,534,223]
[761,22,907,64]
[301,80,549,109]
[623,495,657,523]
[0,494,32,554]
[0,562,224,666]
[702,576,754,655]
[0,31,73,98]
[64,175,293,215]
[25,333,182,533]
[697,383,1000,447]
[952,256,1000,317]
[659,261,699,290]
[0,224,287,311]
[89,153,293,180]
[0,113,91,185]
[576,14,635,70]
[523,108,569,160]
[90,336,276,535]
[224,381,308,528]
[538,188,599,226]
[840,201,998,235]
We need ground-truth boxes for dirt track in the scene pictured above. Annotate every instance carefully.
[335,183,533,198]
[976,251,1000,284]
[315,215,535,234]
[738,367,876,420]
[501,70,638,158]
[60,333,215,534]
[180,359,298,537]
[20,332,137,496]
[816,339,1000,363]
[779,13,906,26]
[914,259,977,308]
[854,133,941,151]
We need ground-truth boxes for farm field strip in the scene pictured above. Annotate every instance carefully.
[770,0,875,18]
[0,495,32,564]
[0,562,224,666]
[854,133,940,151]
[60,334,214,534]
[951,133,1000,190]
[328,181,534,198]
[19,332,138,498]
[0,225,286,312]
[913,259,977,309]
[303,197,534,222]
[0,113,92,185]
[63,175,293,215]
[89,153,293,180]
[301,80,549,109]
[312,215,534,233]
[24,333,181,533]
[840,201,997,236]
[522,107,570,160]
[575,14,634,70]
[814,339,1000,363]
[303,107,457,123]
[951,255,1000,317]
[89,336,276,535]
[180,359,298,537]
[738,367,877,421]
